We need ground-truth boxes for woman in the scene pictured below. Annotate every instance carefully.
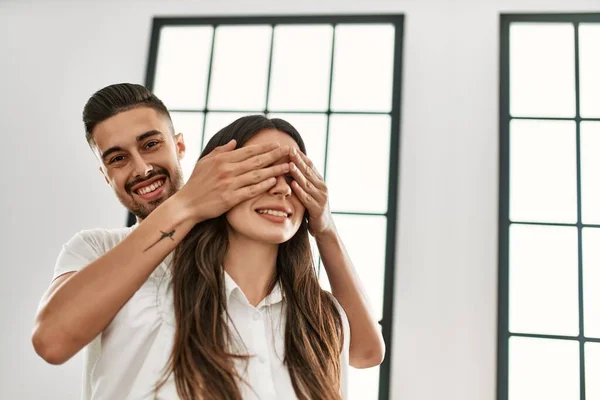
[159,115,350,400]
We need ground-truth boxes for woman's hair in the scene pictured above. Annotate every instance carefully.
[158,115,344,400]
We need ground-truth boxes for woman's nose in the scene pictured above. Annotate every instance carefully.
[269,175,292,197]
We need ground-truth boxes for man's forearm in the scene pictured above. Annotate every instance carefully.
[316,228,386,368]
[32,193,197,364]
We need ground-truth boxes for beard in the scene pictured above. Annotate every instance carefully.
[117,164,184,220]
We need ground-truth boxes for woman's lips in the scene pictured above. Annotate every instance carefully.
[256,210,288,223]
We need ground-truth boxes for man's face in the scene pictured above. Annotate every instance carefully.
[91,107,185,220]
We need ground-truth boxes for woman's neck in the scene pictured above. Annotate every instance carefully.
[223,233,278,307]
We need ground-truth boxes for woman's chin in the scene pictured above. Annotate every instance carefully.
[227,216,300,244]
[244,230,294,245]
[257,234,291,245]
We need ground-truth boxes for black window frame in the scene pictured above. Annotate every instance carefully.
[133,14,405,400]
[499,12,600,400]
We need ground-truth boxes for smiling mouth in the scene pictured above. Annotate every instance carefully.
[256,209,290,218]
[133,178,167,198]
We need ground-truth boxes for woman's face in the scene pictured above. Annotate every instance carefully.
[225,128,306,244]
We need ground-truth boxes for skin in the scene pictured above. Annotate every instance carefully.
[226,128,386,368]
[287,139,386,368]
[33,107,384,369]
[91,107,185,220]
[224,129,305,306]
[32,108,291,365]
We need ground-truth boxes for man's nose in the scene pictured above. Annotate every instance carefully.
[132,154,153,178]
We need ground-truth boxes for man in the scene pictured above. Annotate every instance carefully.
[32,83,384,399]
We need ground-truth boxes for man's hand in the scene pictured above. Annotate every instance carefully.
[288,147,335,236]
[178,140,291,223]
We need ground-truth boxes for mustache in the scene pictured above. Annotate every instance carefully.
[126,168,170,193]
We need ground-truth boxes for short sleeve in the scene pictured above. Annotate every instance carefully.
[52,231,101,282]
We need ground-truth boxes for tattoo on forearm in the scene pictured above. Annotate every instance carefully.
[144,230,176,252]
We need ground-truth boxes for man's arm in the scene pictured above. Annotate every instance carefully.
[32,141,291,365]
[32,196,197,364]
[288,148,385,368]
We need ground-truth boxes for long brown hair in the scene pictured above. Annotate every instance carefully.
[159,115,344,399]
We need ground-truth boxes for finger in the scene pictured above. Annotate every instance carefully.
[234,162,290,190]
[301,152,324,181]
[290,149,323,182]
[289,162,325,203]
[206,139,236,158]
[233,177,278,204]
[232,145,291,175]
[223,141,281,163]
[290,180,319,213]
[290,150,326,189]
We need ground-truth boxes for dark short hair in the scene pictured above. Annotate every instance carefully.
[82,83,173,144]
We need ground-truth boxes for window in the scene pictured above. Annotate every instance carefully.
[133,14,403,400]
[499,13,600,400]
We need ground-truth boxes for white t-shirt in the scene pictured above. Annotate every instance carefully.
[53,225,350,400]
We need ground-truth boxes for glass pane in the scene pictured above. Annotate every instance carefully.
[208,26,272,111]
[579,24,600,118]
[509,23,575,118]
[509,119,577,224]
[509,224,579,336]
[267,113,327,175]
[202,112,254,149]
[326,115,391,214]
[319,214,387,320]
[268,25,333,111]
[170,112,204,182]
[348,366,380,400]
[586,342,600,399]
[582,228,600,338]
[153,26,213,110]
[581,122,600,224]
[509,337,579,400]
[331,24,395,112]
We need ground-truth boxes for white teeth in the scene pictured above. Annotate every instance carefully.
[257,209,288,217]
[137,179,164,195]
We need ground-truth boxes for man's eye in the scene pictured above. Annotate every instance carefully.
[110,155,125,164]
[284,174,294,184]
[145,141,160,149]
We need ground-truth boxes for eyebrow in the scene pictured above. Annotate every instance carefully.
[101,130,164,162]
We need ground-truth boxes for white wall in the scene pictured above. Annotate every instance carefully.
[1,0,598,399]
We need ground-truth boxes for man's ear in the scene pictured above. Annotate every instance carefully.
[99,166,110,185]
[174,132,186,161]
[91,141,110,185]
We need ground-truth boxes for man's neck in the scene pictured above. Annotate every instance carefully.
[223,233,278,307]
